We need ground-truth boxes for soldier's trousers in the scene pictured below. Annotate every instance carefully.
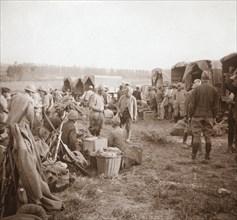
[191,117,214,144]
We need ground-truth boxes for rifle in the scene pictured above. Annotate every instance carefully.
[43,112,90,177]
[0,146,8,217]
[51,116,65,163]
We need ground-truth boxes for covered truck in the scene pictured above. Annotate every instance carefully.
[181,60,222,93]
[171,61,189,84]
[220,52,237,96]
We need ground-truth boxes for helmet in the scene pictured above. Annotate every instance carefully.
[25,84,36,93]
[98,85,105,91]
[38,86,48,93]
[201,71,210,80]
[112,116,120,125]
[67,110,79,120]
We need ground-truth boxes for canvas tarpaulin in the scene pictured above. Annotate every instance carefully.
[62,77,73,92]
[151,68,163,88]
[73,78,84,95]
[171,61,188,84]
[220,53,237,73]
[11,123,64,214]
[182,60,222,91]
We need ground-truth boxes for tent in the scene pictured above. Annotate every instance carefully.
[171,61,189,84]
[182,60,222,93]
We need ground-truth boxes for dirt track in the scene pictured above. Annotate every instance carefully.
[54,119,237,220]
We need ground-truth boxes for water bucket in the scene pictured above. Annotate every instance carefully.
[96,155,122,178]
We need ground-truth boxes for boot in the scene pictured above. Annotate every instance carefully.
[183,132,188,144]
[205,143,212,160]
[192,143,199,160]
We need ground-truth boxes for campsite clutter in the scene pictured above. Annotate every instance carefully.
[0,52,237,219]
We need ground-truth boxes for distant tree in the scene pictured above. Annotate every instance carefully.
[6,64,24,80]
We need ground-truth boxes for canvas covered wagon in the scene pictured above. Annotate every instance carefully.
[182,60,222,93]
[83,75,122,94]
[62,77,73,92]
[73,78,84,96]
[171,61,189,84]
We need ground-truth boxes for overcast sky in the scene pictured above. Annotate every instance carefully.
[1,0,236,70]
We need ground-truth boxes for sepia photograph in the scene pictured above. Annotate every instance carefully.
[0,0,237,219]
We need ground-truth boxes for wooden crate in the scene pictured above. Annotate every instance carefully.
[143,111,155,120]
[83,137,108,154]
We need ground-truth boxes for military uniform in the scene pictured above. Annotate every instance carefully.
[225,77,237,152]
[89,90,105,136]
[189,74,219,160]
[6,93,35,128]
[61,120,81,151]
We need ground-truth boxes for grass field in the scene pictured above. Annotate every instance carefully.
[53,119,237,220]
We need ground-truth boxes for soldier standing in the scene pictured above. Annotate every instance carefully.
[188,71,219,161]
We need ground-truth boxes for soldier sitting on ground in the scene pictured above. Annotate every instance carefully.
[108,115,126,152]
[61,110,82,152]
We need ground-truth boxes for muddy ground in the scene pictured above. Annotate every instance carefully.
[54,119,237,220]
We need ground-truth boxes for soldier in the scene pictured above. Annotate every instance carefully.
[117,85,125,101]
[6,84,36,129]
[61,110,81,151]
[156,85,164,120]
[0,88,9,122]
[108,116,126,152]
[164,84,175,120]
[117,86,137,143]
[225,70,237,153]
[88,85,105,136]
[38,85,54,117]
[174,82,187,123]
[132,86,142,101]
[80,85,94,107]
[189,71,219,161]
[183,79,201,146]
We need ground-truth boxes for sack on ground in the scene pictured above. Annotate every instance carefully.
[123,145,143,168]
[170,119,187,136]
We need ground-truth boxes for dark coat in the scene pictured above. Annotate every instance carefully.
[189,81,219,118]
[11,123,63,212]
[225,78,237,120]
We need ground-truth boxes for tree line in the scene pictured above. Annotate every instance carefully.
[0,63,151,82]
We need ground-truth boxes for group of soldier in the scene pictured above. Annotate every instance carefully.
[0,67,237,162]
[126,69,237,161]
[0,83,138,158]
